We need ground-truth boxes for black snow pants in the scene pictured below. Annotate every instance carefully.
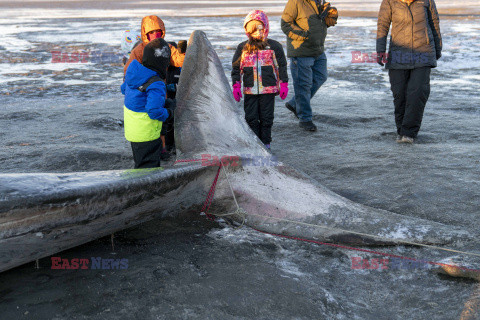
[130,137,162,169]
[244,93,275,144]
[388,67,431,138]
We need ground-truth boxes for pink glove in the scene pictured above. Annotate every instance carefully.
[232,81,242,102]
[279,82,288,100]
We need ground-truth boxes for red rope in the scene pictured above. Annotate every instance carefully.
[174,158,221,220]
[175,158,480,275]
[201,164,222,220]
[173,159,202,164]
[252,228,480,274]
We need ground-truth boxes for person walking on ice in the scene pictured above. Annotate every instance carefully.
[281,0,338,132]
[377,0,442,144]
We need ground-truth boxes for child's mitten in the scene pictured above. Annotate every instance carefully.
[232,81,242,102]
[279,82,288,100]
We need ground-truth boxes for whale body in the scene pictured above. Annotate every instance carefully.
[0,30,475,274]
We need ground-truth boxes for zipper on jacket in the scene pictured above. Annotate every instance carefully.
[256,50,259,94]
[424,0,430,45]
[407,4,414,63]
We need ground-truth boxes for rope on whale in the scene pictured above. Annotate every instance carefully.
[174,158,480,275]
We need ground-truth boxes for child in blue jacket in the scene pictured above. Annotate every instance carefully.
[121,38,175,168]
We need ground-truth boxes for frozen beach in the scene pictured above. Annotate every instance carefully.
[1,1,480,319]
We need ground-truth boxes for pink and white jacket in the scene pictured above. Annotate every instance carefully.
[232,10,288,95]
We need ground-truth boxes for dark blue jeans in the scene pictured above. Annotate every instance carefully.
[287,53,328,122]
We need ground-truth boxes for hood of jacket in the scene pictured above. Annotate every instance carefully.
[142,38,170,80]
[125,60,158,90]
[141,15,166,44]
[243,10,269,40]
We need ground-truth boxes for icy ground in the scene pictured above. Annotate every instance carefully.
[0,3,480,320]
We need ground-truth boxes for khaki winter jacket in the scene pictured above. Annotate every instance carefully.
[281,0,328,58]
[376,0,442,69]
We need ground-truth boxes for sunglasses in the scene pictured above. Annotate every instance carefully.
[147,30,163,36]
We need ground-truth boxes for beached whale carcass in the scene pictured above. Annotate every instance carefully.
[0,30,475,275]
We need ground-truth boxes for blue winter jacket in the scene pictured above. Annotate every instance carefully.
[121,60,169,122]
[121,60,169,142]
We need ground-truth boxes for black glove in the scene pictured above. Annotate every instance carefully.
[178,40,187,54]
[377,52,385,67]
[166,108,174,122]
[165,98,176,110]
[165,98,176,122]
[436,51,442,60]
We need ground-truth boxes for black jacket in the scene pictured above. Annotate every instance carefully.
[377,0,442,69]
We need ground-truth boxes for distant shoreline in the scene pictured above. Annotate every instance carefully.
[185,10,480,18]
[1,1,478,19]
[2,11,479,20]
